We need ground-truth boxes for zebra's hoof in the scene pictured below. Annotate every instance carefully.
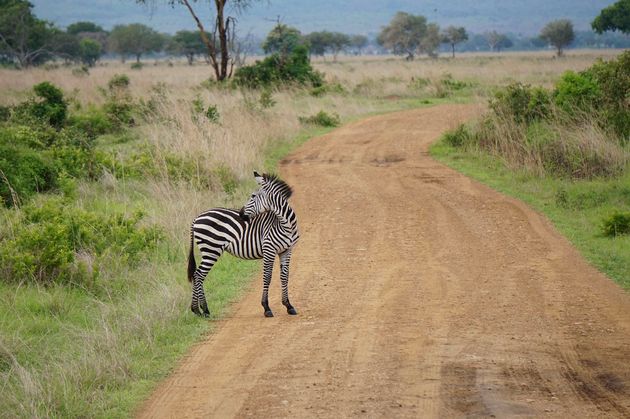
[287,307,298,315]
[264,310,274,318]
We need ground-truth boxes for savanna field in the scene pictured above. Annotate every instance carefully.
[1,49,629,417]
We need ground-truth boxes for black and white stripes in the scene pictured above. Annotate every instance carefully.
[188,172,299,317]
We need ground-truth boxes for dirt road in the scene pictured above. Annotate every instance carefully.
[138,105,630,418]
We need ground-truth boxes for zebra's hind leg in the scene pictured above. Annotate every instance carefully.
[191,256,216,317]
[279,249,297,315]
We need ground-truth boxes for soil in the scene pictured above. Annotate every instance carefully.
[137,105,630,418]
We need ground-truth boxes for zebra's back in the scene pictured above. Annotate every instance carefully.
[192,208,266,260]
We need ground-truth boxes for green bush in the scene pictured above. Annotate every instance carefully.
[12,82,68,128]
[0,198,163,285]
[233,46,324,89]
[443,124,474,148]
[67,108,115,139]
[0,143,57,207]
[554,71,601,113]
[490,82,552,123]
[108,73,130,91]
[299,110,340,127]
[602,210,630,237]
[583,51,630,141]
[205,105,220,123]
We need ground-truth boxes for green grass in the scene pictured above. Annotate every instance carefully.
[430,140,630,290]
[0,79,476,418]
[0,249,257,417]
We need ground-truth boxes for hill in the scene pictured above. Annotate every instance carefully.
[31,0,619,36]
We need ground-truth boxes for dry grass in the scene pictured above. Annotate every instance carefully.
[0,49,624,417]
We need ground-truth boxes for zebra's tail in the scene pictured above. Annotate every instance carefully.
[187,228,196,283]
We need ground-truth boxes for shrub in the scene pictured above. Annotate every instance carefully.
[0,143,57,207]
[12,82,68,128]
[443,124,474,148]
[583,51,630,141]
[554,71,601,113]
[130,62,143,70]
[601,211,630,237]
[490,83,551,123]
[0,105,9,122]
[205,105,220,123]
[299,110,340,127]
[0,198,163,286]
[108,74,130,92]
[233,45,324,89]
[67,108,114,139]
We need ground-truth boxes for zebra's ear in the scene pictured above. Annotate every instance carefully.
[254,171,264,185]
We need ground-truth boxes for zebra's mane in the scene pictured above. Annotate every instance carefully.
[263,173,293,199]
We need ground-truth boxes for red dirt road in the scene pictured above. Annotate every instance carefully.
[137,105,630,418]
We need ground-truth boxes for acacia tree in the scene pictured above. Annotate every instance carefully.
[109,23,164,63]
[350,34,368,55]
[484,30,512,52]
[0,0,56,67]
[377,12,429,60]
[328,32,351,61]
[262,24,304,59]
[305,31,330,57]
[592,0,630,34]
[419,23,441,58]
[136,0,259,81]
[540,19,575,57]
[441,26,468,58]
[167,29,210,64]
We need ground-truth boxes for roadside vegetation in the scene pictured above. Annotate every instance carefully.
[432,51,629,289]
[0,46,624,417]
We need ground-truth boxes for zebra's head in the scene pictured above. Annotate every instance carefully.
[239,171,292,222]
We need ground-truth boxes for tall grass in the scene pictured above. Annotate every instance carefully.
[456,107,629,179]
[0,50,624,417]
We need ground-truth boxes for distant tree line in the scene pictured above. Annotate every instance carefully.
[1,0,628,70]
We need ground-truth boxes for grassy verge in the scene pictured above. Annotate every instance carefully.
[430,140,630,290]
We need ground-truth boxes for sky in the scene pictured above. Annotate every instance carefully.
[30,0,620,37]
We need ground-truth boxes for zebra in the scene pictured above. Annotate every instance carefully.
[187,171,299,318]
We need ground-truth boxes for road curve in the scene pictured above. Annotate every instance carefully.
[137,105,630,418]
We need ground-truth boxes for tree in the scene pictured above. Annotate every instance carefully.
[377,12,429,60]
[67,21,105,35]
[305,31,330,57]
[592,0,630,34]
[79,38,101,66]
[419,23,441,58]
[441,26,468,58]
[167,29,210,64]
[328,32,351,61]
[484,30,513,52]
[108,23,164,63]
[540,19,575,57]
[262,24,304,58]
[350,34,368,55]
[136,1,260,82]
[0,0,57,67]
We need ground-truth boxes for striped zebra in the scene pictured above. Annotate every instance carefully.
[188,171,299,317]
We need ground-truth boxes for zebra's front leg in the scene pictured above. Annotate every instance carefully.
[261,248,275,317]
[279,249,297,315]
